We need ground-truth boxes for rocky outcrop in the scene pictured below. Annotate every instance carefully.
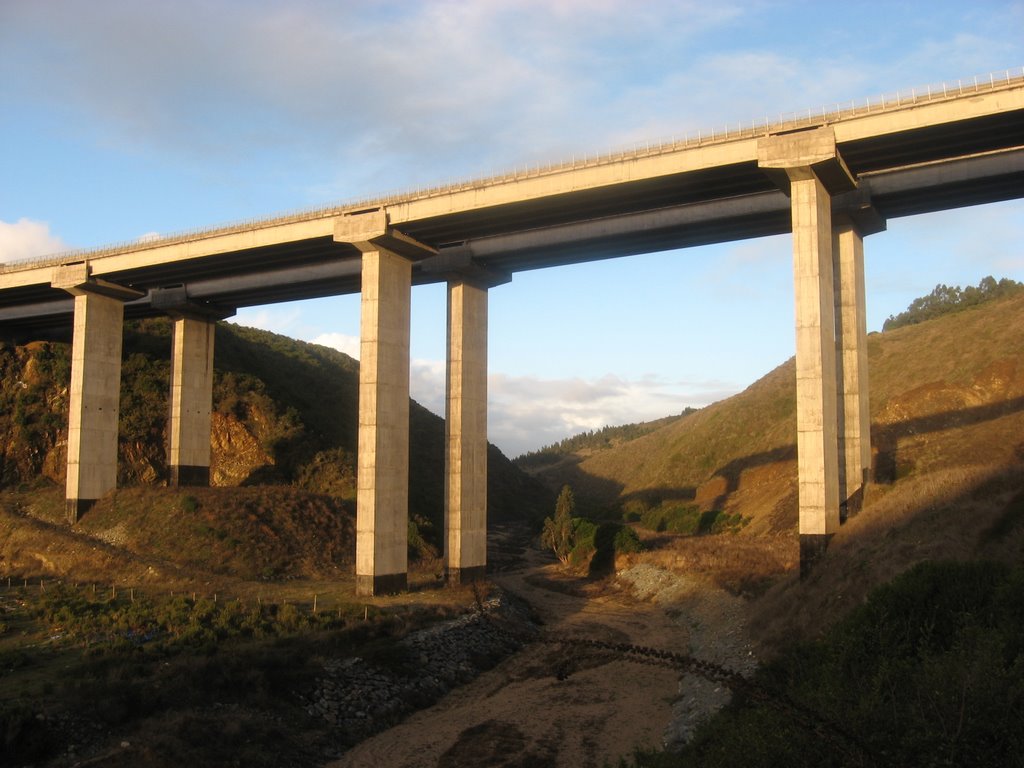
[209,412,274,486]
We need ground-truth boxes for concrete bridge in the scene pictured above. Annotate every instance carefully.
[2,71,1023,593]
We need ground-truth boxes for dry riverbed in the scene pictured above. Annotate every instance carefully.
[329,529,757,768]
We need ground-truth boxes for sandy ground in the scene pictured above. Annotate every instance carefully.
[329,529,754,768]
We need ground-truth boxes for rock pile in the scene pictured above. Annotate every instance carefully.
[306,591,537,747]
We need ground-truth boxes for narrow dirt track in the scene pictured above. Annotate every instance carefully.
[328,528,711,768]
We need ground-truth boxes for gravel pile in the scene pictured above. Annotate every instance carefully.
[306,591,537,748]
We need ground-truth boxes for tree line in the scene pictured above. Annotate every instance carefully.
[883,275,1023,331]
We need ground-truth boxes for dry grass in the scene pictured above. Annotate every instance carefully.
[522,293,1024,659]
[622,528,797,598]
[749,464,1024,658]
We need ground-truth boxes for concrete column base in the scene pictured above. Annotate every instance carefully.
[799,533,834,578]
[447,565,487,586]
[66,498,98,524]
[169,465,211,487]
[356,572,408,597]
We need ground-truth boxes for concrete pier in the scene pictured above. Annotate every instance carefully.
[52,265,142,522]
[336,211,436,596]
[356,246,412,595]
[833,218,873,517]
[759,128,857,571]
[151,287,234,488]
[445,280,489,584]
[168,315,216,487]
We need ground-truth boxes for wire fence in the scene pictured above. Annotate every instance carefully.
[4,67,1022,275]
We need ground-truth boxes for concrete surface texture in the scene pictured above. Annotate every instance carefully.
[445,280,489,583]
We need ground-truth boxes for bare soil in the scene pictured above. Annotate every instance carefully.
[330,526,755,768]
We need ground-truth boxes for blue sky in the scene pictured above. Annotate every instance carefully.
[2,0,1022,457]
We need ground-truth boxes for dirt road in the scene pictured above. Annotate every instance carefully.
[329,528,754,768]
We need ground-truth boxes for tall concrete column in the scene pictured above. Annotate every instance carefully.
[52,265,142,522]
[759,128,857,572]
[354,247,412,596]
[335,210,435,596]
[152,287,234,488]
[168,315,216,487]
[791,175,842,561]
[832,220,872,518]
[445,280,489,584]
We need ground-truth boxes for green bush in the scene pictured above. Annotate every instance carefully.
[567,517,599,568]
[637,505,745,536]
[613,525,642,554]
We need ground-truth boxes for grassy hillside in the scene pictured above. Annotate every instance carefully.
[525,291,1024,648]
[528,292,1024,526]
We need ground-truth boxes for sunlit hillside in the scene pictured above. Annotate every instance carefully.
[524,290,1024,648]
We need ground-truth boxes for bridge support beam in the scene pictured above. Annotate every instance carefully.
[833,215,875,518]
[759,128,858,574]
[52,266,143,522]
[167,316,217,487]
[336,211,436,596]
[423,248,511,585]
[445,280,489,584]
[152,288,235,488]
[356,247,412,595]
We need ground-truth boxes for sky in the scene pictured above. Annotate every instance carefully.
[1,0,1022,458]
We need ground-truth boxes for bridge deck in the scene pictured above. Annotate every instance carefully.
[2,73,1022,337]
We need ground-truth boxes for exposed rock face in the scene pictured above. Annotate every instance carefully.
[0,340,282,490]
[209,412,274,486]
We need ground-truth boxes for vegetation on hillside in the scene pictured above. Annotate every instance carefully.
[529,282,1024,539]
[882,275,1023,330]
[541,485,642,573]
[0,318,550,556]
[625,502,747,536]
[0,580,473,767]
[626,560,1024,768]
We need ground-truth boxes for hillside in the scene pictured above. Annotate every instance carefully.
[523,291,1024,641]
[0,318,551,572]
[527,291,1024,522]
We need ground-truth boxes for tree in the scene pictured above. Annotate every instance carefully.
[541,485,576,563]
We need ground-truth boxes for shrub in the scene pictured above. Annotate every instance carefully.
[613,525,642,554]
[567,517,598,568]
[638,505,745,536]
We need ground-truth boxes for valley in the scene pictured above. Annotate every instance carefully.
[1,283,1022,766]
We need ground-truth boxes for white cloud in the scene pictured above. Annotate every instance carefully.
[0,0,744,182]
[488,371,736,457]
[312,332,360,361]
[0,218,67,263]
[410,358,447,416]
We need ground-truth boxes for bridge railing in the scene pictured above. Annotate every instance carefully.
[3,67,1022,275]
